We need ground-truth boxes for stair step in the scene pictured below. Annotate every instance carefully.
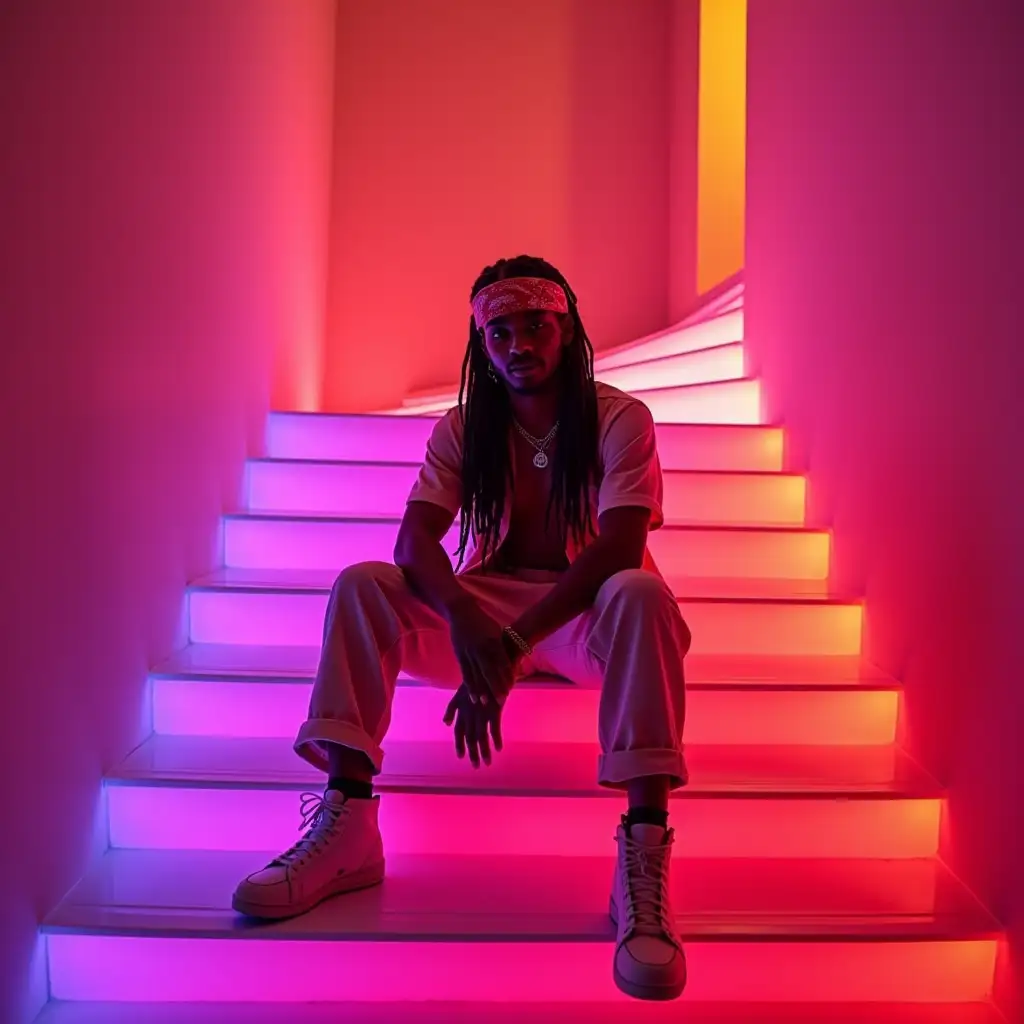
[265,414,785,470]
[596,308,745,371]
[247,461,807,524]
[388,377,761,423]
[152,645,899,744]
[46,848,996,939]
[34,1002,1007,1023]
[185,570,863,656]
[154,645,893,687]
[401,342,748,412]
[223,517,829,580]
[42,850,997,1002]
[104,736,941,857]
[151,673,899,745]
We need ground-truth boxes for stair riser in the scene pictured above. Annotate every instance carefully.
[105,785,940,858]
[46,934,994,1003]
[403,344,747,412]
[247,463,806,525]
[187,592,863,656]
[151,679,899,746]
[266,416,784,470]
[597,308,745,371]
[223,520,829,580]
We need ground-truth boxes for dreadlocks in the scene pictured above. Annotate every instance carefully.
[455,255,600,569]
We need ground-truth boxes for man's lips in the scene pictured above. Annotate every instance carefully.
[509,361,540,372]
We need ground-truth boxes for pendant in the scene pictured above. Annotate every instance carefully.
[532,451,549,469]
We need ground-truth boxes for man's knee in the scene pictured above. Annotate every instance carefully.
[600,569,691,651]
[600,568,674,607]
[331,560,402,599]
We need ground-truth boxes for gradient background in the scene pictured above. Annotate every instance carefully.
[2,0,1020,1019]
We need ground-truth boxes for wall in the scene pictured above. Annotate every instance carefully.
[0,1,336,1018]
[745,1,1023,1016]
[322,0,676,412]
[668,0,701,322]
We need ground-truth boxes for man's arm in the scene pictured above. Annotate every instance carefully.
[393,501,466,620]
[509,506,651,646]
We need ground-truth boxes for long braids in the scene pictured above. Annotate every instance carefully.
[455,255,599,569]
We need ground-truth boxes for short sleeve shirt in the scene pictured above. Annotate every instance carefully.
[406,381,664,575]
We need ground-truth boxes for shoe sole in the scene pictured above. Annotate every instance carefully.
[608,894,687,1001]
[232,859,386,921]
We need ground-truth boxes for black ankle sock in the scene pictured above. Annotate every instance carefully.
[327,776,373,800]
[626,806,669,831]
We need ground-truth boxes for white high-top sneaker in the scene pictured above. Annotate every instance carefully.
[233,789,385,920]
[609,818,687,1001]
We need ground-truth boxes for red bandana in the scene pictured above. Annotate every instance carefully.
[472,277,569,330]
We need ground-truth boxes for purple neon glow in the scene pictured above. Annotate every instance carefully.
[151,677,899,745]
[187,585,862,654]
[223,518,828,578]
[46,933,995,1003]
[247,462,807,525]
[105,781,940,857]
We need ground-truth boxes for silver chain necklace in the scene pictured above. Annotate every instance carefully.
[513,418,559,469]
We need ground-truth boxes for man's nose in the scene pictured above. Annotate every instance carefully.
[508,331,535,354]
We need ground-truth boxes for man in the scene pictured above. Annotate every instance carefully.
[233,255,691,1001]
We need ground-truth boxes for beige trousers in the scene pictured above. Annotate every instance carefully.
[295,562,690,789]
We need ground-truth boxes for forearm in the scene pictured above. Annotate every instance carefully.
[510,536,643,646]
[395,531,471,622]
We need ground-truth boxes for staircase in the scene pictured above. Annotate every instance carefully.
[38,283,1006,1021]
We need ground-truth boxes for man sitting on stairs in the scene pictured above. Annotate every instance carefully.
[232,254,691,1002]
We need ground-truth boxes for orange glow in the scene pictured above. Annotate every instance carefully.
[697,0,747,293]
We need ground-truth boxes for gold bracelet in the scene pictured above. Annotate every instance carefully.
[502,625,533,656]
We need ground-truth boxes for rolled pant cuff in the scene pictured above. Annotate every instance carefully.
[598,748,688,790]
[294,718,384,775]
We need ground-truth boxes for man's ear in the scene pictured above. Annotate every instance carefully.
[559,313,574,346]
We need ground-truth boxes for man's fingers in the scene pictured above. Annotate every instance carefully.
[489,709,503,752]
[478,710,492,766]
[454,715,466,759]
[466,709,481,767]
[443,693,459,726]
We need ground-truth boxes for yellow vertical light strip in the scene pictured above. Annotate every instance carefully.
[697,0,747,294]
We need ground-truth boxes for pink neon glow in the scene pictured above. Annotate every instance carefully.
[597,309,745,371]
[188,587,862,655]
[106,783,940,858]
[391,374,762,422]
[152,678,899,745]
[247,462,806,525]
[401,337,748,412]
[46,933,995,1003]
[224,518,828,579]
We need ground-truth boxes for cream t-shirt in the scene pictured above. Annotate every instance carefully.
[406,381,664,575]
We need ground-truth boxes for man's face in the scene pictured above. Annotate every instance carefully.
[482,309,571,393]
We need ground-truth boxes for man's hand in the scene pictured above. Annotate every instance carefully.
[443,683,504,767]
[445,596,517,705]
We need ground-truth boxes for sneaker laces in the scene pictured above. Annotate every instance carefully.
[618,830,678,943]
[271,791,348,871]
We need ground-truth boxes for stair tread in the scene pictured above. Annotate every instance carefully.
[109,734,938,797]
[152,644,895,689]
[190,567,848,603]
[35,1001,1007,1023]
[226,510,821,534]
[43,848,997,941]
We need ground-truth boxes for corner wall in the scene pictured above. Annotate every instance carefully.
[745,2,1023,1016]
[322,0,676,412]
[0,2,336,1017]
